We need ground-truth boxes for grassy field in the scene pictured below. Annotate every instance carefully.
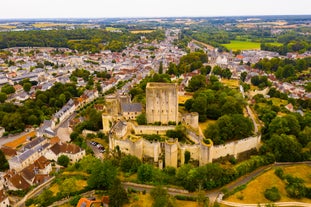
[130,30,154,34]
[199,119,216,133]
[4,131,36,149]
[225,164,311,204]
[222,40,260,51]
[270,97,288,107]
[220,79,239,88]
[123,192,199,207]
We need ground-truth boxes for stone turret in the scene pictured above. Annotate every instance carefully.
[165,138,178,168]
[200,139,213,166]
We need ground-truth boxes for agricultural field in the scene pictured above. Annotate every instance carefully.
[32,22,67,28]
[0,24,16,29]
[221,40,260,51]
[130,30,154,34]
[224,164,311,204]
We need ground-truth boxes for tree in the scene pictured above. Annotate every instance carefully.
[137,164,154,183]
[268,114,300,137]
[264,187,281,202]
[184,151,191,164]
[136,113,147,125]
[191,96,207,122]
[240,72,247,82]
[2,113,25,131]
[59,177,77,197]
[188,75,207,92]
[176,164,198,192]
[150,186,174,207]
[0,149,9,171]
[120,154,142,173]
[77,155,101,173]
[266,134,302,162]
[1,84,15,94]
[0,92,7,103]
[108,179,129,207]
[87,160,117,189]
[57,155,70,167]
[221,68,232,79]
[23,82,32,92]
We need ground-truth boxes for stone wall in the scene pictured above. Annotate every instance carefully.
[179,144,200,165]
[109,134,261,167]
[133,125,175,135]
[212,135,261,160]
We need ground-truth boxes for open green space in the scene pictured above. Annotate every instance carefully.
[221,40,260,51]
[225,164,311,204]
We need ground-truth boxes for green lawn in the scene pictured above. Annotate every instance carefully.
[222,40,261,51]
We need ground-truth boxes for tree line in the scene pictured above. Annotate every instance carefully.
[254,57,311,81]
[0,29,165,53]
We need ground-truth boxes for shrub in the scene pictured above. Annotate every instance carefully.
[274,167,284,179]
[264,187,281,202]
[174,195,196,201]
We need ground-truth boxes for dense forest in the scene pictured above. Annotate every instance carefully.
[0,83,80,133]
[0,29,165,53]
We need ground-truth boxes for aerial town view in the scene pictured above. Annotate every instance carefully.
[0,0,311,207]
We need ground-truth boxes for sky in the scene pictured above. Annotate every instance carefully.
[1,0,311,19]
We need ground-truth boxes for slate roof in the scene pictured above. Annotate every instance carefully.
[10,149,35,163]
[23,137,45,150]
[121,103,142,113]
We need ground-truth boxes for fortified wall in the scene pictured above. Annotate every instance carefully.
[109,132,261,167]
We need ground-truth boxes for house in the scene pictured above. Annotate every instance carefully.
[121,103,142,120]
[1,170,31,191]
[0,146,17,159]
[20,156,51,185]
[45,142,85,163]
[9,138,50,171]
[53,99,76,124]
[285,103,294,112]
[0,189,9,207]
[37,120,56,137]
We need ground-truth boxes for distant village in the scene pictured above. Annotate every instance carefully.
[0,28,311,206]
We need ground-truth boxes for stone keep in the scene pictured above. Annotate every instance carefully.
[146,82,178,125]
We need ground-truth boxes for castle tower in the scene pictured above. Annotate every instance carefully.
[165,139,178,168]
[200,139,213,166]
[146,82,178,125]
[102,113,113,134]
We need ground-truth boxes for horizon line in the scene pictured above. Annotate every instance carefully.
[0,14,311,20]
